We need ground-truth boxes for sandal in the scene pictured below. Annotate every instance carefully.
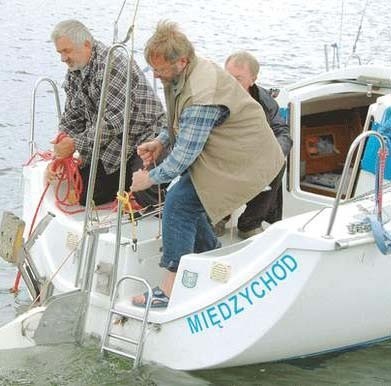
[132,286,169,309]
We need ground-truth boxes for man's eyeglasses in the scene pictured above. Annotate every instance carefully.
[150,61,177,76]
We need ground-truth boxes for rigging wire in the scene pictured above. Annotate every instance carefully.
[113,0,128,43]
[349,0,370,62]
[113,0,141,45]
[338,0,344,53]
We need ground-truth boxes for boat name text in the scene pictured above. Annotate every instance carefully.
[186,254,298,334]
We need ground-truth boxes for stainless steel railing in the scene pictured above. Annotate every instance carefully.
[74,42,138,346]
[75,43,134,288]
[324,129,387,238]
[29,77,61,156]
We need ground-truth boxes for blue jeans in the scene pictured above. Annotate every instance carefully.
[160,172,220,272]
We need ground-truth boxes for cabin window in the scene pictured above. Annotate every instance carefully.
[299,109,365,197]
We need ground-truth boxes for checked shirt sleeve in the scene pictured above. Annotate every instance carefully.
[149,105,229,184]
[155,128,170,148]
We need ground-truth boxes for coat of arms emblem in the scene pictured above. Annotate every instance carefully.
[181,270,198,288]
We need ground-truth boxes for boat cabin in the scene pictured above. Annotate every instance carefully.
[278,65,391,217]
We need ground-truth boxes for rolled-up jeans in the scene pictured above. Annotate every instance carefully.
[160,172,220,272]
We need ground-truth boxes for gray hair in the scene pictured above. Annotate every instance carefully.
[51,19,93,46]
[144,20,195,64]
[225,51,260,78]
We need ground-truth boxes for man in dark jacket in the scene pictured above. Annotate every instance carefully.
[217,51,292,238]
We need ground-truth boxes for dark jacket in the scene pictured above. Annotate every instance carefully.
[250,84,292,157]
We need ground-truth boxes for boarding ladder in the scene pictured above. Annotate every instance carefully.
[100,276,153,368]
[27,1,159,349]
[73,4,143,343]
[80,1,156,362]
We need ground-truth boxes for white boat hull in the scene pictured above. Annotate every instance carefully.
[103,221,391,370]
[2,66,391,370]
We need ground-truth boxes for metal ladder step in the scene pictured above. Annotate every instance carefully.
[109,308,144,321]
[102,345,136,360]
[108,332,138,345]
[101,276,153,368]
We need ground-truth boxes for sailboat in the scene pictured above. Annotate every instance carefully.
[1,1,391,369]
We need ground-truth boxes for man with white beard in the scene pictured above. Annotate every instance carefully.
[48,19,166,207]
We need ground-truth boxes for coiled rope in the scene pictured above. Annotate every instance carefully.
[11,132,83,293]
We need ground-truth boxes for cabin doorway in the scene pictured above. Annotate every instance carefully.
[283,85,382,218]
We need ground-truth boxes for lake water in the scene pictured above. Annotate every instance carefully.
[1,0,391,384]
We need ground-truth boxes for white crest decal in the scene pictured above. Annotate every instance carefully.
[182,270,198,288]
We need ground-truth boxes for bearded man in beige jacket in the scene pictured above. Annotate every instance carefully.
[130,21,284,308]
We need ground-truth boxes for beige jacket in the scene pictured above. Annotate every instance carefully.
[165,57,284,223]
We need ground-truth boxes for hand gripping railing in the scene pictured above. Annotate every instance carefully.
[324,130,387,238]
[29,77,61,157]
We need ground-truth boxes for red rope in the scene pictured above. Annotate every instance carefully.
[51,156,84,214]
[11,132,83,292]
[24,151,53,166]
[11,132,145,292]
[10,183,50,294]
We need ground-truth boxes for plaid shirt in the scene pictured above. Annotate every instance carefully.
[59,40,166,174]
[149,105,229,184]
